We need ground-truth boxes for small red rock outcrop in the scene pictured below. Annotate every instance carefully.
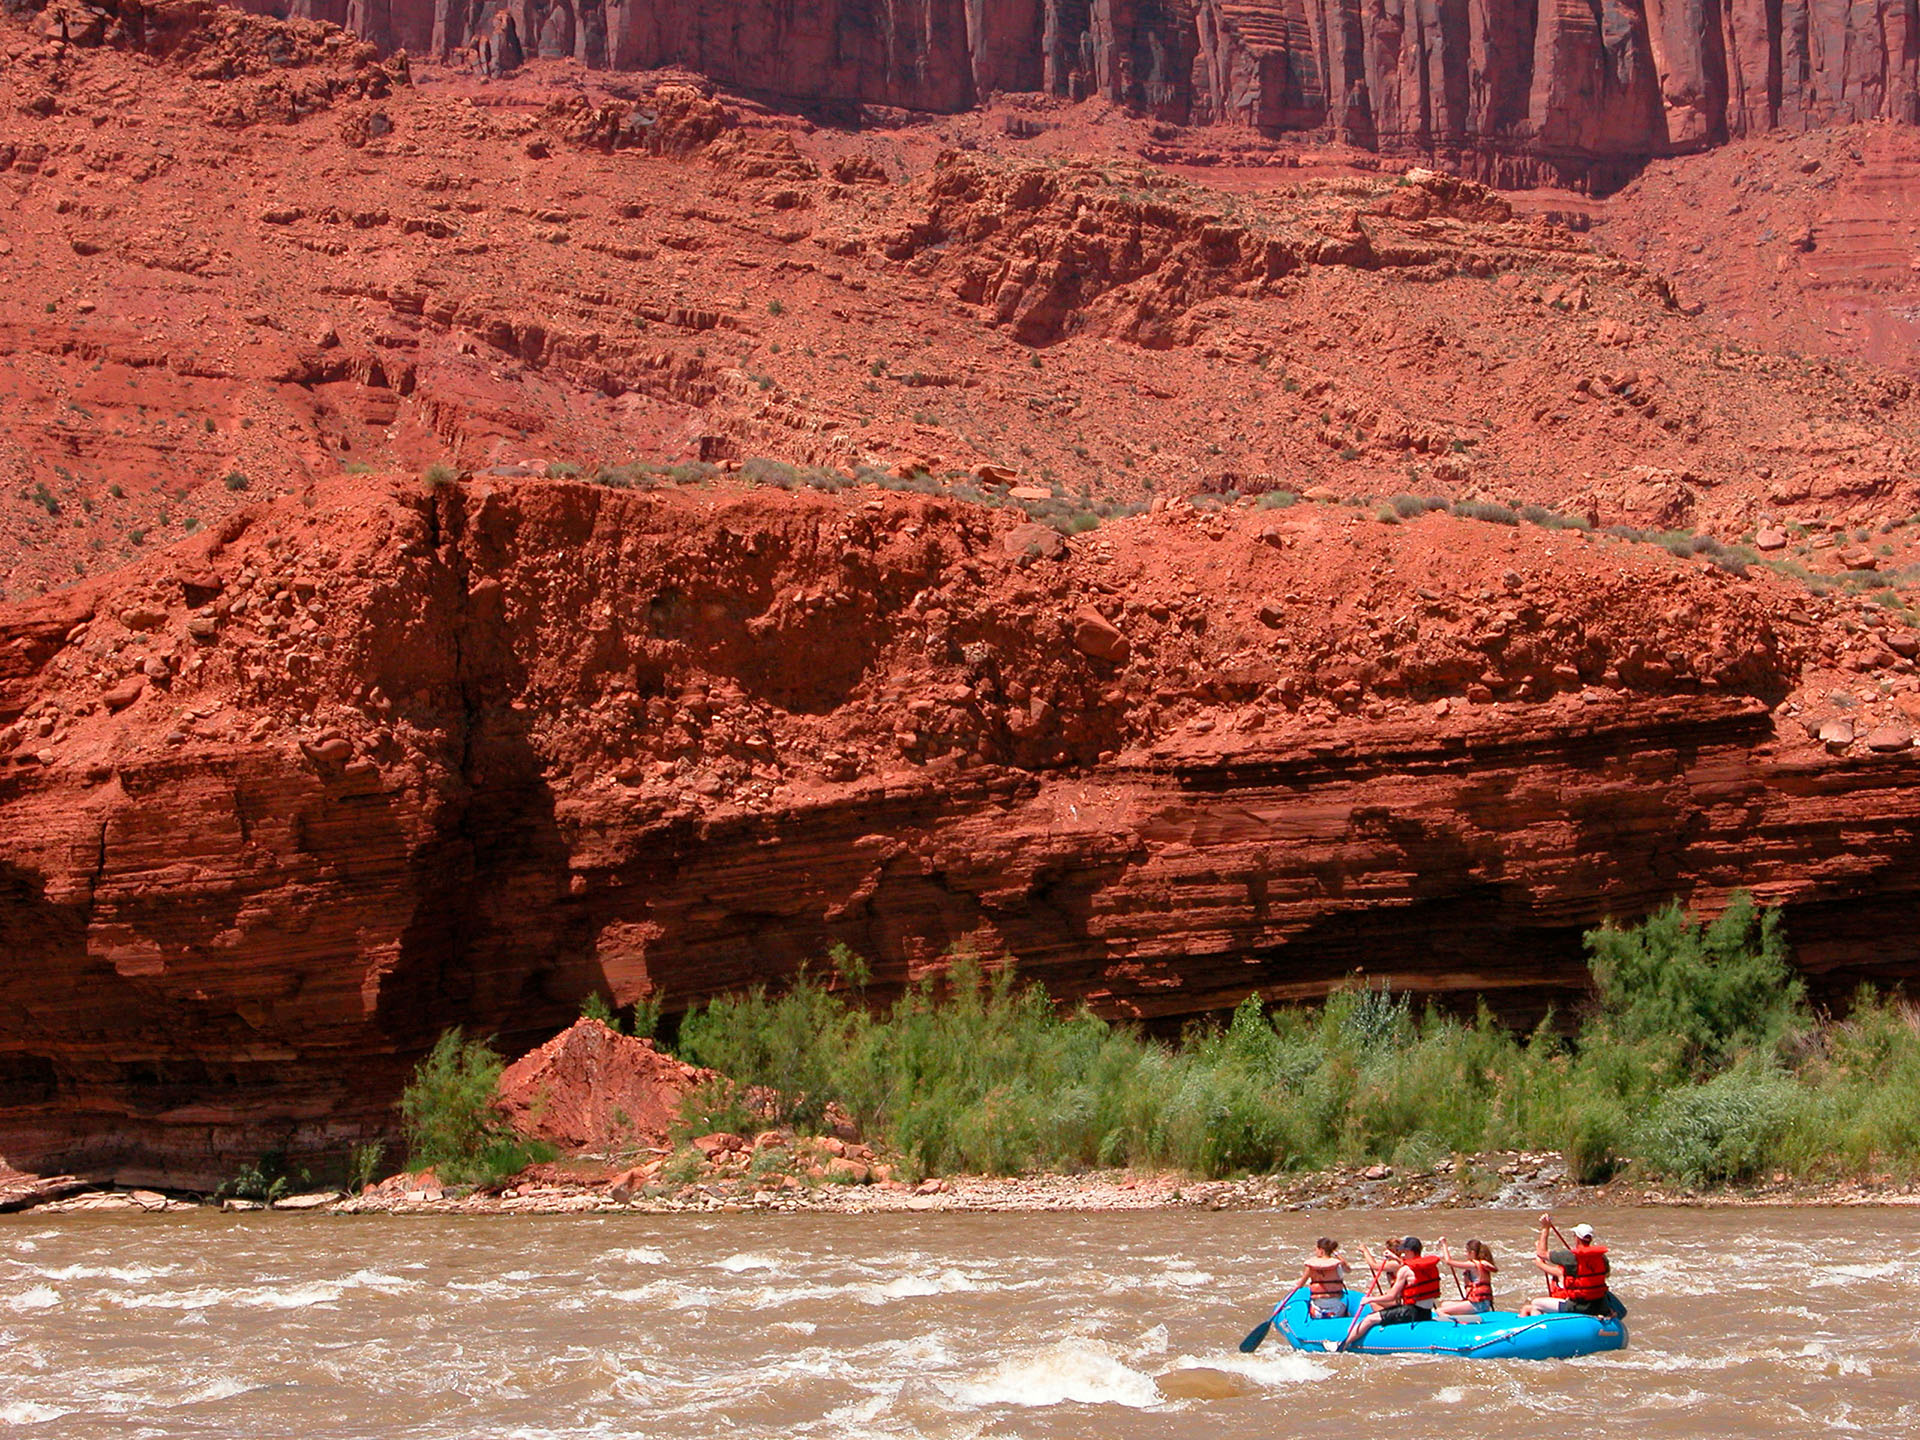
[493,1019,714,1155]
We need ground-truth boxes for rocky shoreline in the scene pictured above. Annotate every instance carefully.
[13,1151,1919,1220]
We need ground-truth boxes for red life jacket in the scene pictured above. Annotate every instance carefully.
[1307,1259,1346,1299]
[1466,1263,1494,1305]
[1400,1254,1442,1307]
[1559,1243,1610,1302]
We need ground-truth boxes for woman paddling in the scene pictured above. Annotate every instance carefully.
[1438,1237,1497,1320]
[1297,1237,1351,1319]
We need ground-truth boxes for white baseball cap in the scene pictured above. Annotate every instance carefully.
[1572,1223,1595,1240]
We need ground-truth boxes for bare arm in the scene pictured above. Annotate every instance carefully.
[1364,1267,1410,1310]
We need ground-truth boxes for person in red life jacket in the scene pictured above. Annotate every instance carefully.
[1338,1235,1445,1350]
[1365,1236,1403,1288]
[1297,1237,1351,1319]
[1438,1237,1498,1320]
[1519,1212,1613,1317]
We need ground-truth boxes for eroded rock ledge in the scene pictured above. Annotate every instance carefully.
[3,476,1920,1186]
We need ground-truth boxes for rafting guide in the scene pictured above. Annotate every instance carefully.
[1521,1212,1620,1319]
[1240,1213,1627,1359]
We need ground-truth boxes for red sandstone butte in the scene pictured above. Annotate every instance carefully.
[493,1019,714,1154]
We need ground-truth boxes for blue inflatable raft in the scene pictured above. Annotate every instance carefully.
[1266,1288,1627,1360]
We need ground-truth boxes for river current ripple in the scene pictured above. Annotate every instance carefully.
[2,1206,1916,1437]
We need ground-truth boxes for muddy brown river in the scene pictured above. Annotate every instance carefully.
[2,1206,1915,1437]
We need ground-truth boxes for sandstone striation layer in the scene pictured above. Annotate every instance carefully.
[5,477,1920,1186]
[235,0,1920,186]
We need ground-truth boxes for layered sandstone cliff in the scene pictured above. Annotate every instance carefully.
[235,0,1920,185]
[15,0,1920,1191]
[5,477,1920,1186]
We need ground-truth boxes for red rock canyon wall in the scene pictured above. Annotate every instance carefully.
[239,0,1920,185]
[6,481,1920,1186]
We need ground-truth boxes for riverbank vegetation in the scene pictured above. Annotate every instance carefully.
[660,897,1920,1187]
[399,1028,555,1185]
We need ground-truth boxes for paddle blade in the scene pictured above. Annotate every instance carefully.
[1237,1319,1272,1353]
[1605,1295,1628,1321]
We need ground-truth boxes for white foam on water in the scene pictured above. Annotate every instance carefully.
[601,1279,719,1310]
[126,1282,336,1310]
[1616,1352,1722,1375]
[1624,1387,1720,1412]
[606,1369,669,1406]
[445,1279,537,1300]
[0,1400,70,1425]
[856,1268,977,1305]
[1167,1347,1327,1388]
[1433,1385,1466,1404]
[108,1265,416,1312]
[718,1253,781,1273]
[6,1286,58,1313]
[177,1377,253,1406]
[766,1349,859,1381]
[818,1387,898,1430]
[1132,1323,1169,1357]
[606,1247,667,1266]
[35,1262,179,1284]
[1151,1267,1214,1290]
[1794,1341,1874,1377]
[243,1280,346,1309]
[771,1319,817,1336]
[342,1269,416,1292]
[1810,1262,1913,1289]
[844,1333,957,1382]
[944,1339,1162,1410]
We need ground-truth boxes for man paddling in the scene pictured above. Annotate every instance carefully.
[1338,1235,1443,1351]
[1519,1212,1614,1317]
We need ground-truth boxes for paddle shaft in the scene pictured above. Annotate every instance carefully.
[1366,1250,1390,1297]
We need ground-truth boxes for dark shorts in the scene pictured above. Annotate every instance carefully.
[1378,1304,1432,1327]
[1564,1297,1611,1317]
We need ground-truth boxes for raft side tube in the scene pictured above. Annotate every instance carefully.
[1271,1289,1627,1359]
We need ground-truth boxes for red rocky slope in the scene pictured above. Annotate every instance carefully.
[15,2,1920,1187]
[5,475,1920,1186]
[240,0,1920,188]
[12,10,1920,604]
